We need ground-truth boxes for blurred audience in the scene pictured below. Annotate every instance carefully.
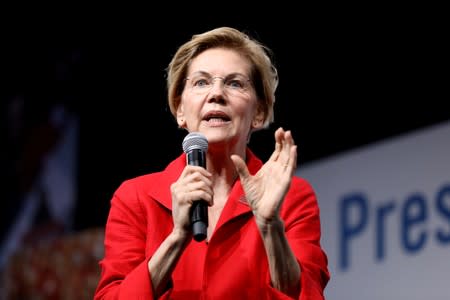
[1,47,102,299]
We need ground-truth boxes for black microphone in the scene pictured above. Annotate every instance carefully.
[182,132,209,242]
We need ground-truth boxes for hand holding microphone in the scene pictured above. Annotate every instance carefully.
[182,132,209,241]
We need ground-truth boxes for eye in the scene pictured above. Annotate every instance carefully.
[226,79,245,89]
[225,75,249,90]
[191,76,211,88]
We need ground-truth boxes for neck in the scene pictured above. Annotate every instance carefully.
[206,146,246,187]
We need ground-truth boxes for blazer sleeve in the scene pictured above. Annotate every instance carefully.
[271,177,330,300]
[94,180,171,299]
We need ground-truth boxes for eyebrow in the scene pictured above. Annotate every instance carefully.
[188,71,249,78]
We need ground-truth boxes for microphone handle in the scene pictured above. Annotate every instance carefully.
[191,201,208,241]
[186,149,208,241]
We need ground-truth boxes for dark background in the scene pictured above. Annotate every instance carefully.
[3,9,448,231]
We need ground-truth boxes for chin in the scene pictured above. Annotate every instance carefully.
[202,130,229,141]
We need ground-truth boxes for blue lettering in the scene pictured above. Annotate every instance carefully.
[337,182,450,272]
[436,183,450,243]
[401,193,427,253]
[339,193,368,270]
[376,201,396,261]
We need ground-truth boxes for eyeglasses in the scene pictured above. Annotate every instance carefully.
[185,72,252,95]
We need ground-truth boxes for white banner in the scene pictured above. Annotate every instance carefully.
[296,121,450,300]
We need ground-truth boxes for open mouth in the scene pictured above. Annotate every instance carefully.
[203,111,231,123]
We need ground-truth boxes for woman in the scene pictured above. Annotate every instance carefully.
[95,26,329,299]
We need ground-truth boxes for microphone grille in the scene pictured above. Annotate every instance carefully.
[182,132,208,153]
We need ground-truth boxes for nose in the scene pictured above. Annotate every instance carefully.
[210,77,226,91]
[207,77,226,102]
[207,84,226,104]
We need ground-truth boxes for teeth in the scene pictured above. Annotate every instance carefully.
[208,117,227,123]
[204,112,230,121]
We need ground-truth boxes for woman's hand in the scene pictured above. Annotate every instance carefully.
[231,127,297,225]
[170,165,213,235]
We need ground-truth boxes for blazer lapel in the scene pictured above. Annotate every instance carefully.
[214,148,263,230]
[146,149,263,229]
[147,153,186,211]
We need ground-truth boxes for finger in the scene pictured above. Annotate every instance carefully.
[179,167,213,188]
[230,154,250,182]
[275,127,285,144]
[284,129,295,146]
[268,127,284,162]
[187,179,213,195]
[183,165,212,177]
[292,145,298,167]
[286,145,298,173]
[190,191,214,206]
[278,130,294,165]
[186,171,213,186]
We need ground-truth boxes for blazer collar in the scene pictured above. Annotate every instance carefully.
[147,148,263,221]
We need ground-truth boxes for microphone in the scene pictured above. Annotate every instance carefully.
[182,132,209,242]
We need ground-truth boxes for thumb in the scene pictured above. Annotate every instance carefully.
[230,154,250,181]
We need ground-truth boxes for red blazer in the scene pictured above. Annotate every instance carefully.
[94,149,329,300]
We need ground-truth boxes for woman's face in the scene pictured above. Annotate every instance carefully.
[177,48,264,148]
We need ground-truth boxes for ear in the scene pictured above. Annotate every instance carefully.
[176,103,186,128]
[251,106,265,130]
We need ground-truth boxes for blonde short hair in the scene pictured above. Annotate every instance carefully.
[166,27,279,128]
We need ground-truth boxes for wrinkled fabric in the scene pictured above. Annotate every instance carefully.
[94,149,329,299]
